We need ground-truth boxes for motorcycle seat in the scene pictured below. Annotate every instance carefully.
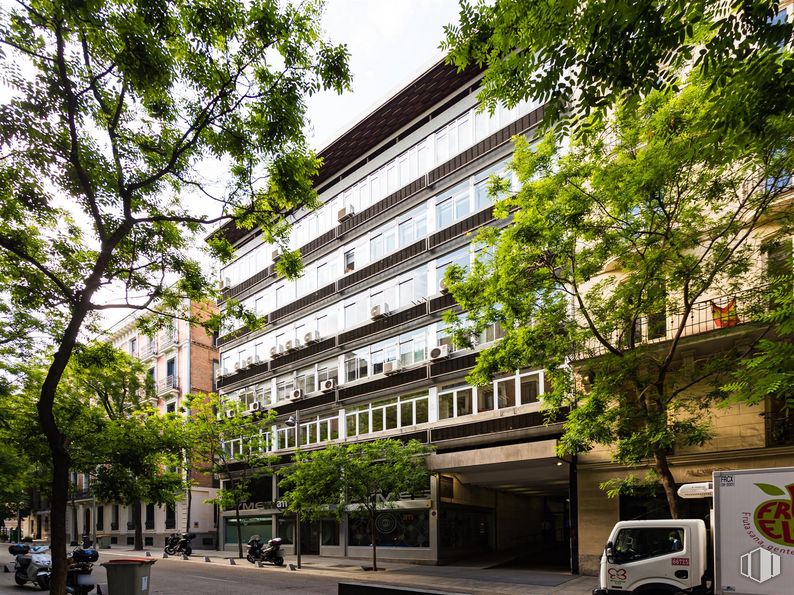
[16,557,31,569]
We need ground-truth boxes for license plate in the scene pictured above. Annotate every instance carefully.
[76,574,94,585]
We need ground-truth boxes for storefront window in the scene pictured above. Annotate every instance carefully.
[225,516,271,545]
[277,517,294,545]
[348,511,430,548]
[321,519,340,546]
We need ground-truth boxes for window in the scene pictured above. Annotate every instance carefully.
[96,506,104,531]
[316,262,332,288]
[474,159,510,210]
[322,519,340,546]
[398,205,427,247]
[344,249,355,273]
[612,527,685,563]
[370,226,397,261]
[165,504,175,530]
[145,504,155,530]
[344,299,367,327]
[438,385,473,420]
[479,321,506,344]
[318,360,338,384]
[345,393,429,438]
[129,337,137,356]
[478,385,494,412]
[496,378,516,409]
[276,376,294,401]
[520,373,540,404]
[435,182,470,230]
[275,284,288,308]
[399,329,426,366]
[344,349,369,383]
[436,247,470,291]
[295,366,316,395]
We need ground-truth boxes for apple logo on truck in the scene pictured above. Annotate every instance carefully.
[753,483,794,546]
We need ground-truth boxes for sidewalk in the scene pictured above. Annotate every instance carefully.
[2,546,600,595]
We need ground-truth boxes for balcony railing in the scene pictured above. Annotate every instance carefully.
[574,285,770,360]
[159,329,178,349]
[157,375,179,394]
[139,342,157,359]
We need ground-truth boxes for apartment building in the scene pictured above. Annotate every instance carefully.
[211,59,575,567]
[59,300,220,550]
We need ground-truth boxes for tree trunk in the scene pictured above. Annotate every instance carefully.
[185,487,192,534]
[654,451,679,519]
[133,500,143,550]
[369,508,377,572]
[48,449,70,595]
[235,504,243,559]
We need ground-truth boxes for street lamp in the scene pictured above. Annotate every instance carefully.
[284,412,301,569]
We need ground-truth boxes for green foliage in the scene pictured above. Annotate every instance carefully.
[443,0,794,136]
[723,276,794,410]
[444,80,793,516]
[279,439,433,519]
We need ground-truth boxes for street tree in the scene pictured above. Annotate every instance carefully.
[183,392,276,558]
[278,439,433,571]
[0,0,350,590]
[443,0,793,135]
[67,343,185,551]
[443,81,793,517]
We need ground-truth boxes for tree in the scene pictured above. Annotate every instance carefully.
[443,0,793,135]
[278,439,433,571]
[183,392,276,558]
[443,81,793,517]
[0,0,350,590]
[68,343,185,551]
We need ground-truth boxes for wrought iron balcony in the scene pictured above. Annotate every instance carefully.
[159,329,178,349]
[139,342,157,359]
[157,375,179,395]
[574,284,770,360]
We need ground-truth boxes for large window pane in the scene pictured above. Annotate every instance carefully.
[439,393,454,420]
[478,386,494,412]
[520,375,539,404]
[415,398,428,424]
[457,389,473,416]
[496,378,516,408]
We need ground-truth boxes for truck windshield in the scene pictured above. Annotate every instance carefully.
[613,527,684,563]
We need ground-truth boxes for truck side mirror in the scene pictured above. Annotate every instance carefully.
[605,540,615,564]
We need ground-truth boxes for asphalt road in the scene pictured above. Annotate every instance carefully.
[3,555,339,595]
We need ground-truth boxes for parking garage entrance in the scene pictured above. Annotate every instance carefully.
[428,439,574,570]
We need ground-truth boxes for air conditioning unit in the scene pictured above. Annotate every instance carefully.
[337,206,355,222]
[219,277,227,289]
[222,368,229,376]
[304,330,320,344]
[430,344,451,360]
[370,303,389,320]
[244,356,254,368]
[383,360,402,375]
[225,409,236,419]
[272,249,281,261]
[249,401,261,412]
[439,279,449,294]
[290,389,303,401]
[233,362,241,371]
[215,369,224,380]
[224,277,231,289]
[254,355,263,365]
[270,345,285,358]
[320,379,336,392]
[285,339,300,352]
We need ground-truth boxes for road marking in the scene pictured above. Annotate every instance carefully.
[186,575,236,582]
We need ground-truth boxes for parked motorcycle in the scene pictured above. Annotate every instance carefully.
[8,542,98,593]
[246,535,285,566]
[164,532,194,556]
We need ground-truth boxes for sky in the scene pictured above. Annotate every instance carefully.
[304,0,461,152]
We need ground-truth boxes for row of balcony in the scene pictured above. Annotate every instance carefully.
[573,284,771,359]
[137,330,179,359]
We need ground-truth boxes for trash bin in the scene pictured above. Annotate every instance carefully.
[101,559,156,595]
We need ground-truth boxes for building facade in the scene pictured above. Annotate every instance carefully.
[54,300,220,549]
[212,57,792,572]
[212,60,574,566]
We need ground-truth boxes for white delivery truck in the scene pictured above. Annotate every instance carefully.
[592,467,794,595]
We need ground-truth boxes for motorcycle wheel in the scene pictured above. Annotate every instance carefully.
[164,546,176,555]
[274,557,284,567]
[246,554,256,564]
[37,574,50,591]
[184,545,192,556]
[14,575,26,586]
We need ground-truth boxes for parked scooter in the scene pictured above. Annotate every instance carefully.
[8,542,98,593]
[246,535,285,566]
[9,543,51,590]
[164,532,194,556]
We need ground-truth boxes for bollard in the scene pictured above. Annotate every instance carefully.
[204,556,211,563]
[229,558,236,565]
[289,563,297,571]
[4,564,10,573]
[145,551,151,557]
[256,560,263,567]
[162,552,169,558]
[181,553,189,560]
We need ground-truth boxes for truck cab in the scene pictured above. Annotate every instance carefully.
[594,519,708,594]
